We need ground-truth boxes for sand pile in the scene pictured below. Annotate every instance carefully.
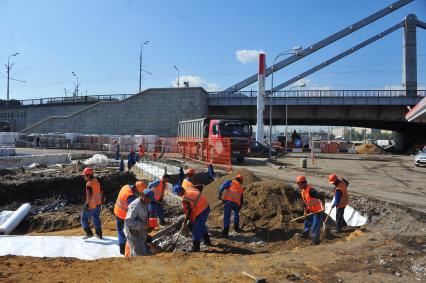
[356,143,384,155]
[203,169,304,231]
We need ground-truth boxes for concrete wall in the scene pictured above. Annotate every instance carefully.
[22,88,208,136]
[0,103,92,132]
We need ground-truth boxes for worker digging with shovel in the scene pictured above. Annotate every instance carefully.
[295,175,326,245]
[172,184,212,252]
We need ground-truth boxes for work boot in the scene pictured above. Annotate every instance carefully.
[221,227,229,239]
[83,227,94,239]
[95,228,103,239]
[203,234,212,246]
[312,237,320,245]
[190,241,201,252]
[119,243,126,255]
[234,224,242,233]
[296,231,309,239]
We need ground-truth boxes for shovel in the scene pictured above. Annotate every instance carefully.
[322,205,334,238]
[168,224,186,252]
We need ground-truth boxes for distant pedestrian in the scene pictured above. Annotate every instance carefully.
[127,148,136,170]
[114,140,120,160]
[35,136,41,148]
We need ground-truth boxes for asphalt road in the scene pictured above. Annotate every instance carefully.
[234,154,426,213]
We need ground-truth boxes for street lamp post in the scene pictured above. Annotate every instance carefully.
[139,41,149,93]
[173,65,180,87]
[72,72,79,97]
[284,82,306,154]
[6,52,19,101]
[269,46,302,158]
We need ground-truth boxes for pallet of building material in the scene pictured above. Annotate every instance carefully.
[98,135,110,145]
[101,144,111,151]
[73,143,83,150]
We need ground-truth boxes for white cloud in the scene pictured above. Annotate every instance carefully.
[287,78,331,90]
[236,49,265,64]
[171,75,220,91]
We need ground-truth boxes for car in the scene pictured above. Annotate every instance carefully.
[414,146,426,167]
[249,141,278,157]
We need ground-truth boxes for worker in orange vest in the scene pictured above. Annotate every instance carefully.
[81,167,103,240]
[148,174,169,225]
[181,168,204,191]
[181,168,195,189]
[296,175,325,245]
[218,174,245,238]
[328,174,349,233]
[173,184,211,252]
[138,144,145,160]
[114,180,147,255]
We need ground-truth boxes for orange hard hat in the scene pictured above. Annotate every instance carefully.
[135,181,147,193]
[187,168,195,175]
[296,175,307,183]
[82,167,94,176]
[328,174,338,184]
[235,174,244,181]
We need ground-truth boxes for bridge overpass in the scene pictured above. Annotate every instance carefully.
[208,89,426,149]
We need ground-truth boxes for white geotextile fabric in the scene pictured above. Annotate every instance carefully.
[325,202,368,227]
[0,236,122,260]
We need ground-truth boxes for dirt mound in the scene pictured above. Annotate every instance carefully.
[202,168,259,208]
[208,180,304,232]
[356,143,384,155]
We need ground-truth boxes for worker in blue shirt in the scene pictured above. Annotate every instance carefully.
[217,174,245,238]
[127,148,137,170]
[148,174,169,225]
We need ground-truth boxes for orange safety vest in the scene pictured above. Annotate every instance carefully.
[334,180,349,208]
[223,180,244,206]
[86,179,102,209]
[181,178,193,189]
[301,185,324,213]
[114,185,136,220]
[151,181,167,201]
[182,187,209,222]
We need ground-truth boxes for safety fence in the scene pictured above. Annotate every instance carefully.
[152,137,232,170]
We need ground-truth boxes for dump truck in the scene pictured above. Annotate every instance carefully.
[177,117,252,163]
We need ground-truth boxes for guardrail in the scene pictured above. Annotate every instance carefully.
[208,89,426,99]
[17,94,134,106]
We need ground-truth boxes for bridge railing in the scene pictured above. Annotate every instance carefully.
[208,89,426,103]
[208,89,426,99]
[18,94,134,106]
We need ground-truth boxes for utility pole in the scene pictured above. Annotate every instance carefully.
[6,53,19,100]
[72,72,79,97]
[173,65,180,87]
[139,41,149,93]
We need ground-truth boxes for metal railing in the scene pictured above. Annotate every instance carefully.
[208,89,426,99]
[17,94,134,106]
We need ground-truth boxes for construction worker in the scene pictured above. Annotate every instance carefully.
[296,175,325,245]
[127,148,137,170]
[182,168,204,191]
[124,189,154,256]
[173,185,212,252]
[138,144,145,160]
[218,174,245,238]
[81,167,103,239]
[181,168,195,189]
[148,174,169,225]
[328,174,349,233]
[114,181,147,255]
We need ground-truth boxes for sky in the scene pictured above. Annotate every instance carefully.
[0,0,425,100]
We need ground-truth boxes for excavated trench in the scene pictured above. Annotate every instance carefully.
[0,166,136,233]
